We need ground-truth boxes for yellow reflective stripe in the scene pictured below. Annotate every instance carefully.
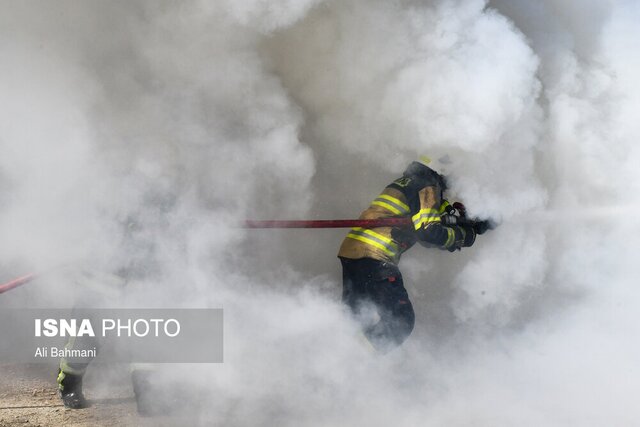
[372,200,402,215]
[352,227,396,245]
[444,228,455,247]
[377,194,410,212]
[347,227,399,257]
[412,208,441,230]
[346,234,395,256]
[379,194,410,212]
[412,212,422,230]
[439,200,451,214]
[57,370,66,390]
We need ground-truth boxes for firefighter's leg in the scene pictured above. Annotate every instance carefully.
[57,335,97,409]
[340,258,380,351]
[364,267,415,351]
[340,258,414,351]
[340,257,369,313]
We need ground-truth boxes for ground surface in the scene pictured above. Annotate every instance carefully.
[0,364,173,427]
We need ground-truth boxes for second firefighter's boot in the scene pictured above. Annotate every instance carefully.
[57,369,89,409]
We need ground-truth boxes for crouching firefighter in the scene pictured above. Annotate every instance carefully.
[337,157,491,352]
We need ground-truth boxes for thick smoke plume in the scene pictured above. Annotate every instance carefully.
[1,0,639,425]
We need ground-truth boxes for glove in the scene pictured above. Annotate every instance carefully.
[440,214,458,226]
[452,202,467,219]
[446,225,476,252]
[473,220,492,235]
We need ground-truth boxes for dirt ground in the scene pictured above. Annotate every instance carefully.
[0,363,168,427]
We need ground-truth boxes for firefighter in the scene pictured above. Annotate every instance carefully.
[56,241,152,409]
[55,208,166,408]
[56,271,120,409]
[56,337,94,409]
[338,157,491,351]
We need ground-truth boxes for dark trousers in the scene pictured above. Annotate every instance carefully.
[340,257,415,351]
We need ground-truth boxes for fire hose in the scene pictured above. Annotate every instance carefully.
[0,273,37,294]
[1,216,490,294]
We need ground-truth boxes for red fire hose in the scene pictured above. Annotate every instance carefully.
[0,218,417,295]
[0,273,36,294]
[242,218,413,228]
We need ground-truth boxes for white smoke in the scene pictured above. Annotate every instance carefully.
[1,0,639,425]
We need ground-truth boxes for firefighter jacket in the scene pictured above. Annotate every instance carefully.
[338,161,476,265]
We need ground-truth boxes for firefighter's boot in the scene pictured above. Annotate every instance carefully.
[57,369,89,409]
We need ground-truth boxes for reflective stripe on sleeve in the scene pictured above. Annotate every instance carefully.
[346,227,399,257]
[412,208,441,230]
[444,227,456,248]
[371,194,410,215]
[439,200,451,214]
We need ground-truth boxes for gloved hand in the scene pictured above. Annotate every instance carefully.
[473,220,492,235]
[446,225,476,252]
[452,202,467,219]
[440,214,458,226]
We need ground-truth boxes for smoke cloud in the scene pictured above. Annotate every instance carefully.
[1,0,639,425]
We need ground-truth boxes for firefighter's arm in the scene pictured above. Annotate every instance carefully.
[420,222,476,251]
[413,186,476,251]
